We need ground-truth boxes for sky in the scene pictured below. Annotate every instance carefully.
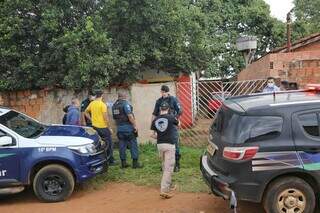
[264,0,294,21]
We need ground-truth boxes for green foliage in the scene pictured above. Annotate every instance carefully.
[0,0,288,90]
[293,0,320,39]
[197,0,286,77]
[86,143,209,193]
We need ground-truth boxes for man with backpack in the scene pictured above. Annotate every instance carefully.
[151,102,179,199]
[152,85,182,172]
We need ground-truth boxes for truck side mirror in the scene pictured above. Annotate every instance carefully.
[0,136,13,146]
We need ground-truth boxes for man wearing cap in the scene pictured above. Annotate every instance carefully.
[151,101,179,199]
[81,90,96,126]
[112,92,143,169]
[152,85,182,172]
[85,90,115,165]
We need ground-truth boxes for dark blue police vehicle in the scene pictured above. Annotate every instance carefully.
[0,107,107,202]
[201,85,320,213]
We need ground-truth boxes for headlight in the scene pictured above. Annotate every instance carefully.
[68,143,96,154]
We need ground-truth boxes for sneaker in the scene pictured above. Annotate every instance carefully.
[170,184,177,192]
[160,192,174,199]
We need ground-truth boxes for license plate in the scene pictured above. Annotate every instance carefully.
[207,143,216,156]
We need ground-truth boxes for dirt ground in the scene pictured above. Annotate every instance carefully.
[0,183,263,213]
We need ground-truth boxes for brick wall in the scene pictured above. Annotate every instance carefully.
[288,59,320,87]
[237,54,271,80]
[238,50,320,88]
[1,90,48,118]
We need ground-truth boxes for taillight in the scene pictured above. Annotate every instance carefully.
[223,146,259,161]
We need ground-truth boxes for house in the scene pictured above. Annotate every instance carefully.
[238,33,320,88]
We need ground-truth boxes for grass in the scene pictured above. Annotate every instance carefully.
[85,143,209,193]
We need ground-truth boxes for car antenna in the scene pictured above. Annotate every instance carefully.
[273,91,276,102]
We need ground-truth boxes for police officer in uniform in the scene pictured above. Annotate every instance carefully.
[112,92,143,169]
[152,85,182,172]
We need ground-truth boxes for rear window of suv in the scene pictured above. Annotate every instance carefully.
[298,113,320,137]
[212,107,283,144]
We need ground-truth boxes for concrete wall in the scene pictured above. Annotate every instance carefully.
[131,82,176,144]
[0,83,177,144]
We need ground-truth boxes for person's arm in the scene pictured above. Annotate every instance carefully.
[102,103,112,133]
[151,100,160,123]
[150,121,157,139]
[80,101,87,125]
[102,103,108,124]
[84,103,92,122]
[173,116,179,126]
[124,103,137,130]
[128,114,137,130]
[173,97,182,118]
[150,131,157,139]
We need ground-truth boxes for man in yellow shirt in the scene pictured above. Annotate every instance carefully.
[85,90,115,165]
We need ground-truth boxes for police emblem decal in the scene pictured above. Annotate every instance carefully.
[155,118,168,132]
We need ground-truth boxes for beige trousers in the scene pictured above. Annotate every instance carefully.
[157,143,176,193]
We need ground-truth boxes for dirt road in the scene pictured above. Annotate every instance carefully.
[0,183,263,213]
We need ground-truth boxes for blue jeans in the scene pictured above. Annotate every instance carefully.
[117,131,139,160]
[94,127,114,163]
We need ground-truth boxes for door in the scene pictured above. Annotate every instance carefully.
[292,111,320,171]
[0,129,20,185]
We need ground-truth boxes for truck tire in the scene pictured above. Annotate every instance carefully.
[263,176,315,213]
[33,164,75,202]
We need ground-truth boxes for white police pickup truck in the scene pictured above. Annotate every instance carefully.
[0,107,107,202]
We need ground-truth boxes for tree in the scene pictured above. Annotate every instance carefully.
[0,0,115,90]
[197,0,286,78]
[0,0,287,90]
[293,0,320,39]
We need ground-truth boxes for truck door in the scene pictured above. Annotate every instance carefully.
[292,110,320,171]
[0,129,20,185]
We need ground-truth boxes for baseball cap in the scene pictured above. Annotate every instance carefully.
[160,101,170,110]
[161,85,169,93]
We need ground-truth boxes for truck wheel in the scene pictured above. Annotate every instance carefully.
[33,164,75,202]
[263,176,315,213]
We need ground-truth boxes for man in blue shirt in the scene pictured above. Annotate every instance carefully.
[263,77,280,93]
[152,85,182,172]
[112,92,142,169]
[66,98,80,125]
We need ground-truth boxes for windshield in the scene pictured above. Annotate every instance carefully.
[0,111,46,138]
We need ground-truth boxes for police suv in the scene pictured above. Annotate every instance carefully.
[201,85,320,213]
[0,107,107,202]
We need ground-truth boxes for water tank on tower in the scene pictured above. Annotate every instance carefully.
[236,36,257,67]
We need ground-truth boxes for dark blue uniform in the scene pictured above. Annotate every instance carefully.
[112,99,139,162]
[152,95,182,161]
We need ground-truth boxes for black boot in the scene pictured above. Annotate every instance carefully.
[132,159,143,169]
[174,154,181,172]
[121,160,130,169]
